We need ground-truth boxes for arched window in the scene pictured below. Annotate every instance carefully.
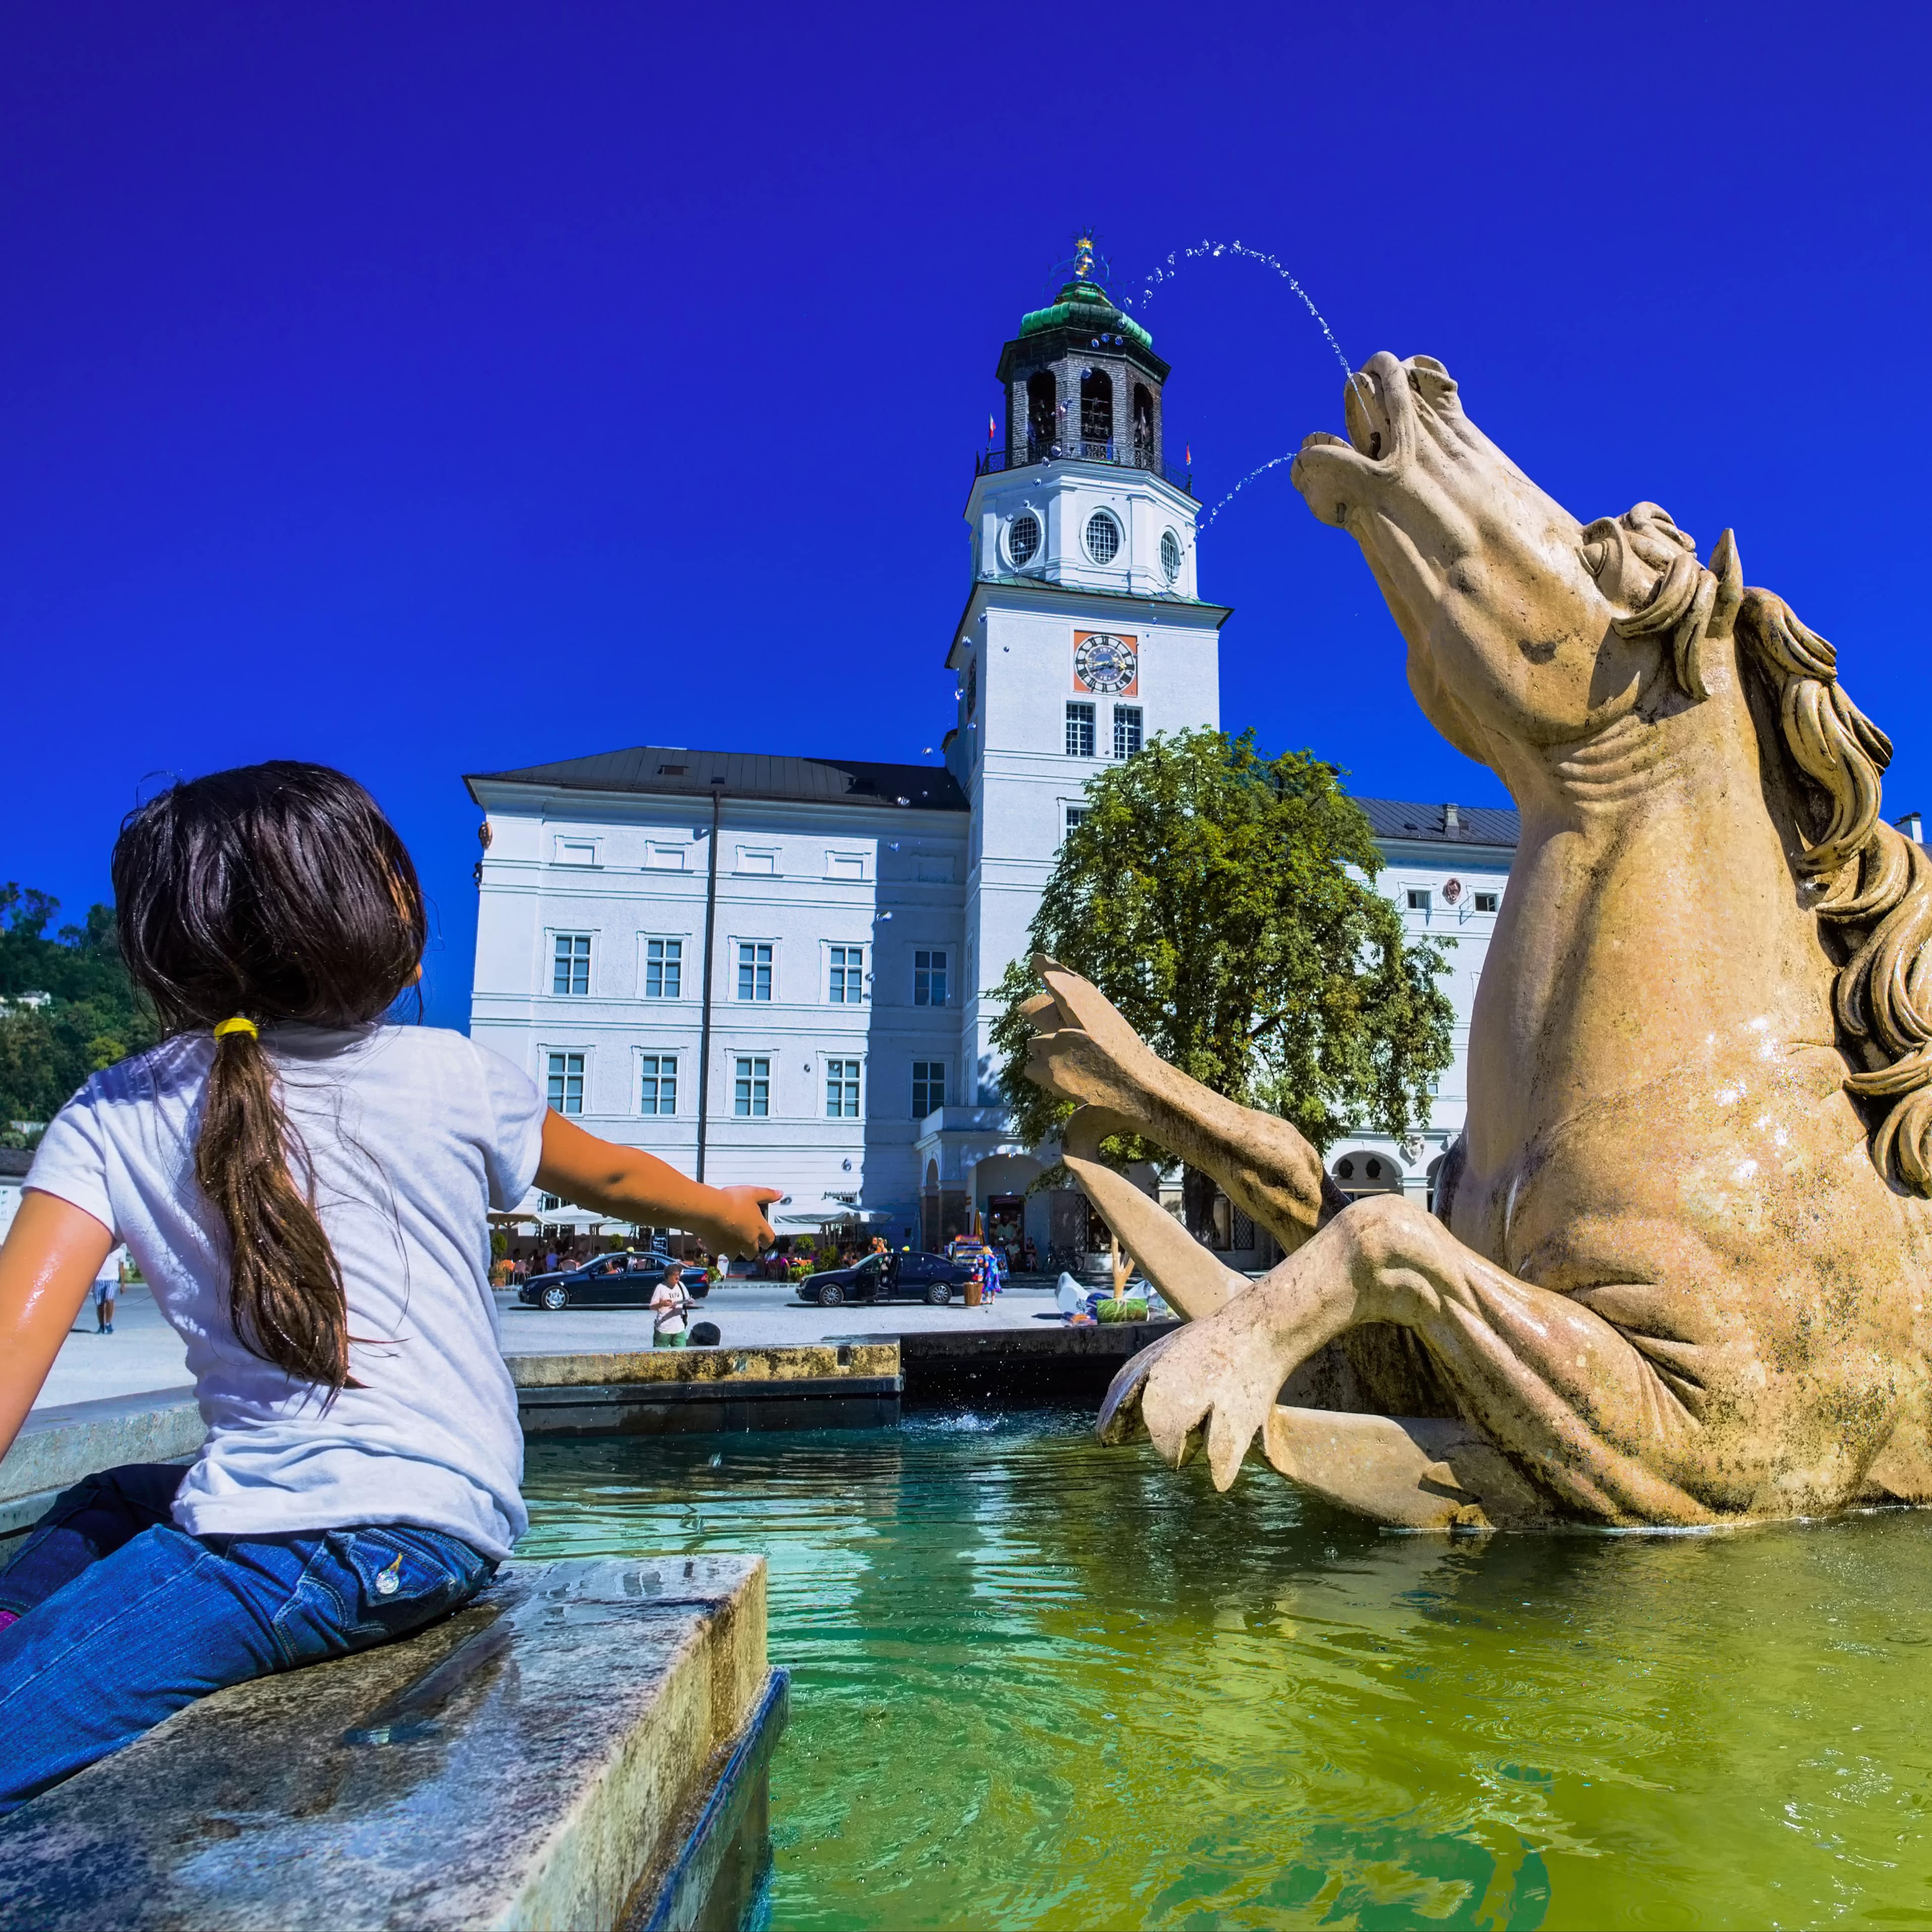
[1027,372,1057,453]
[1133,383,1155,463]
[1080,368,1114,445]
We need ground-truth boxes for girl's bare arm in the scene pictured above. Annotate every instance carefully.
[535,1113,780,1257]
[0,1191,113,1463]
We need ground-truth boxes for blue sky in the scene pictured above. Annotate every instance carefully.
[4,1,1926,1027]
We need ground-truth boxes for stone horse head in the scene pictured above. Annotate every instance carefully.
[1293,350,1932,1192]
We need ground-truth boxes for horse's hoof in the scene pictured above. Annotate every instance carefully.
[1097,1328,1185,1445]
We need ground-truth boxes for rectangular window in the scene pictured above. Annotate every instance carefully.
[555,838,598,865]
[1474,891,1500,913]
[825,1058,861,1119]
[826,852,865,881]
[546,1051,585,1115]
[643,937,683,999]
[646,843,687,871]
[1066,702,1096,758]
[737,942,773,1001]
[552,933,591,996]
[736,847,777,874]
[1406,890,1431,912]
[1064,805,1090,838]
[1113,705,1143,758]
[733,1056,770,1118]
[828,944,866,1003]
[912,1060,945,1117]
[640,1055,678,1116]
[914,949,948,1007]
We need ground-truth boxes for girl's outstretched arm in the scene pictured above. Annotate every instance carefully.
[0,1191,113,1464]
[535,1113,781,1258]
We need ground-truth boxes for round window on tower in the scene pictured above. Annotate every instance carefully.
[1007,512,1041,569]
[1084,510,1122,566]
[1160,529,1182,582]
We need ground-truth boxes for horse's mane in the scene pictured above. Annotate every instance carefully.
[1619,514,1932,1192]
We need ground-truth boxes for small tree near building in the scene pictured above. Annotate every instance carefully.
[988,729,1456,1239]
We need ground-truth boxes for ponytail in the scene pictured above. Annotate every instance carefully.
[196,1020,359,1392]
[112,761,426,1395]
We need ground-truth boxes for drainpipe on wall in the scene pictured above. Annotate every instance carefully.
[695,780,724,1183]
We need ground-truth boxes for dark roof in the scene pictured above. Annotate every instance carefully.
[0,1146,33,1178]
[1354,796,1519,850]
[466,746,969,814]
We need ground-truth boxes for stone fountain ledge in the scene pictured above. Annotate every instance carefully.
[0,1553,784,1932]
[1,1328,1189,1536]
[510,1340,904,1436]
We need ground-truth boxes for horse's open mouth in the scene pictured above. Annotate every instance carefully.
[1342,370,1392,461]
[1300,370,1393,465]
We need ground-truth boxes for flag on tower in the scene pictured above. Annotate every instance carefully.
[987,415,996,445]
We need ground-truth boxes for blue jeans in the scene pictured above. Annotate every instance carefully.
[0,1463,496,1811]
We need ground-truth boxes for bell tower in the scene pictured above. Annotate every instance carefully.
[963,234,1199,598]
[939,234,1230,1111]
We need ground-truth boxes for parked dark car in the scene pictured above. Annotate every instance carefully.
[795,1249,973,1308]
[517,1250,712,1312]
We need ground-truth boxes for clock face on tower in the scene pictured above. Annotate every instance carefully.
[1073,633,1138,695]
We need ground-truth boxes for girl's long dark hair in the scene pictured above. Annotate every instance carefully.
[112,762,427,1390]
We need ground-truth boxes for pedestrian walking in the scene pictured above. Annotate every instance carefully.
[91,1251,122,1334]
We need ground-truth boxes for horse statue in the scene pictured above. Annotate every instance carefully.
[1022,351,1932,1530]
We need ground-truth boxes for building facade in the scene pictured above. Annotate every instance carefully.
[466,250,1519,1258]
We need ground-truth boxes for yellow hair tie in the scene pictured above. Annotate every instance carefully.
[213,1016,258,1040]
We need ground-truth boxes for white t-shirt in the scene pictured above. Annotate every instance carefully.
[27,1024,545,1560]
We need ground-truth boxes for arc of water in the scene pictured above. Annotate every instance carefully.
[1111,238,1374,577]
[1122,238,1357,389]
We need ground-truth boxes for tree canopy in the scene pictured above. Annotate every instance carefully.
[987,729,1455,1220]
[0,885,156,1144]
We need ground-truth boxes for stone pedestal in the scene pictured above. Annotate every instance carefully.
[0,1555,780,1931]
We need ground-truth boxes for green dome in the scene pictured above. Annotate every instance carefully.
[1018,277,1154,352]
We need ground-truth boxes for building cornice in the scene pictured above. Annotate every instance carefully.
[945,575,1232,669]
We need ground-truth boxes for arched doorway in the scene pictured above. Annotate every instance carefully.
[1330,1150,1402,1198]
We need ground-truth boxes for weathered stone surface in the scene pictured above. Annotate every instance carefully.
[508,1341,898,1388]
[0,1388,201,1532]
[1036,352,1932,1530]
[0,1555,772,1931]
[512,1342,903,1437]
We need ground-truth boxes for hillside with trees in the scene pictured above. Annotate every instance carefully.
[0,885,156,1145]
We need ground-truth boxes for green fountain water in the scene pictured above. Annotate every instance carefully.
[520,1413,1932,1930]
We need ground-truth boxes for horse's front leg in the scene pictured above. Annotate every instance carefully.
[1122,1193,1716,1526]
[1019,957,1346,1252]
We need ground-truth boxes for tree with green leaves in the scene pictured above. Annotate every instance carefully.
[987,728,1456,1237]
[0,884,156,1144]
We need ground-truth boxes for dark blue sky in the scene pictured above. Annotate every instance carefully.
[5,1,1926,1027]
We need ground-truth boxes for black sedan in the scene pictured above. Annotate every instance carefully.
[795,1250,973,1308]
[517,1250,712,1311]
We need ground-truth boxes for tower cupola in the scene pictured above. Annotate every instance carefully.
[990,234,1179,481]
[966,234,1198,599]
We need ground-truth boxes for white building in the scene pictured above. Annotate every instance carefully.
[466,248,1518,1261]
